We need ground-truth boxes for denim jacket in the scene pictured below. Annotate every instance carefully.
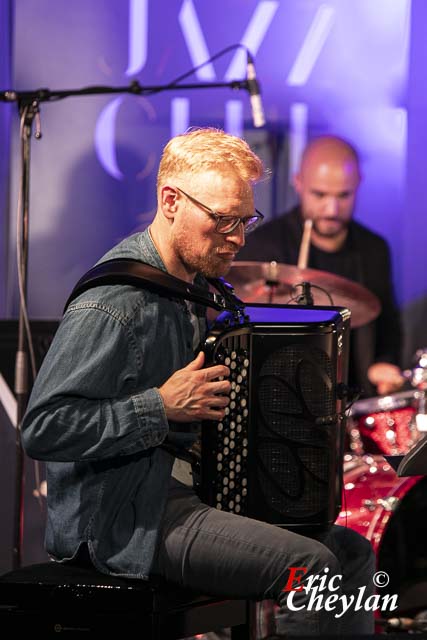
[22,229,206,578]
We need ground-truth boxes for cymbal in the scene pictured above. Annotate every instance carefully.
[225,261,381,328]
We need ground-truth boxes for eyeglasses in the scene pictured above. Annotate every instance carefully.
[175,187,264,235]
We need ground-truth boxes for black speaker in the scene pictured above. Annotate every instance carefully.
[0,319,59,390]
[199,304,350,531]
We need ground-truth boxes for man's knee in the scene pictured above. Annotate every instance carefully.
[327,525,376,580]
[274,537,341,598]
[307,537,341,574]
[331,526,374,558]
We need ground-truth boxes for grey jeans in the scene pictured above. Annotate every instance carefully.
[151,479,376,636]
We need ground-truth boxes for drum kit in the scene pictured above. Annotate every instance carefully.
[226,260,427,626]
[225,260,427,456]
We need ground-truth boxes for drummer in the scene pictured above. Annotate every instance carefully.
[237,135,404,398]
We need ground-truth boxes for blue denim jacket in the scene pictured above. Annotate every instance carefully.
[22,229,206,578]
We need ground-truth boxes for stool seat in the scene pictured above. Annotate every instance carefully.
[0,561,253,638]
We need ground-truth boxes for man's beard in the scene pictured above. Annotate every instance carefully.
[189,252,235,278]
[312,217,350,238]
[173,234,237,279]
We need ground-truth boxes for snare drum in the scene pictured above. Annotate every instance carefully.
[347,390,422,455]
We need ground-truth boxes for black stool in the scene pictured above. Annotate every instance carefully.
[0,561,255,637]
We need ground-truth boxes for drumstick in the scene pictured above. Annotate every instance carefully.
[297,219,313,269]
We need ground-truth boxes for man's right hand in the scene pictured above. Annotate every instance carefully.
[158,351,231,422]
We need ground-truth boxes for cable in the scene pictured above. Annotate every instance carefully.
[165,43,247,88]
[285,282,334,306]
[16,105,37,382]
[16,103,43,510]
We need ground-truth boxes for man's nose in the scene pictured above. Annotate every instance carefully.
[323,197,339,217]
[227,221,245,247]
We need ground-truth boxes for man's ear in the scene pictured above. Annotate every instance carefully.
[292,172,302,196]
[160,185,178,221]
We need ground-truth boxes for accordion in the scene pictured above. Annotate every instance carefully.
[196,303,350,531]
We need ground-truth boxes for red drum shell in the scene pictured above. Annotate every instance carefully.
[337,455,421,554]
[347,391,422,456]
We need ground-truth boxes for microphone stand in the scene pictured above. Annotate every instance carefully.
[1,78,251,105]
[12,97,43,569]
[0,75,256,569]
[295,281,314,306]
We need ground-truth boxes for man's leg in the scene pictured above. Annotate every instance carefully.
[318,525,376,634]
[152,481,366,636]
[267,526,376,637]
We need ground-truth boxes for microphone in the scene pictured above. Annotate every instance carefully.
[0,90,17,102]
[246,52,265,128]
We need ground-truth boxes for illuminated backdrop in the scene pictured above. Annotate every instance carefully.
[2,0,425,339]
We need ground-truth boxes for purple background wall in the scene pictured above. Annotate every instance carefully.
[0,0,11,317]
[0,0,426,570]
[4,0,420,316]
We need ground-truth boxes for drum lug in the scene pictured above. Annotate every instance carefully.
[362,496,400,512]
[362,499,377,512]
[378,496,400,511]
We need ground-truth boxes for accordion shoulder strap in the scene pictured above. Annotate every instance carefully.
[63,258,241,314]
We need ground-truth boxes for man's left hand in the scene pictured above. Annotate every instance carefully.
[367,362,405,395]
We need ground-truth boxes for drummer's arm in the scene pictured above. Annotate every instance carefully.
[367,362,404,395]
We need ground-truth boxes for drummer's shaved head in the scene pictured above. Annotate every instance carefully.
[299,136,360,179]
[293,135,361,251]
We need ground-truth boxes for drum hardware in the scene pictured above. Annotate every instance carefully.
[264,260,280,304]
[377,614,427,632]
[347,423,365,456]
[227,261,381,328]
[337,453,424,550]
[416,407,427,432]
[361,496,399,512]
[343,452,362,472]
[404,348,427,388]
[404,347,427,432]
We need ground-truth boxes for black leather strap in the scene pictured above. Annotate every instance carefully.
[64,258,245,315]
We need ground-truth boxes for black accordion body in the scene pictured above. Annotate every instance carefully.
[197,303,350,532]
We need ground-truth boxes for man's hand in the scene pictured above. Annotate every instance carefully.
[367,362,405,395]
[158,351,231,422]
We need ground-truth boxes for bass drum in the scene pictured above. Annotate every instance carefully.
[337,454,427,616]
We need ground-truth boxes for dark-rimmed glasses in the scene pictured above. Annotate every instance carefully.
[175,186,264,235]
